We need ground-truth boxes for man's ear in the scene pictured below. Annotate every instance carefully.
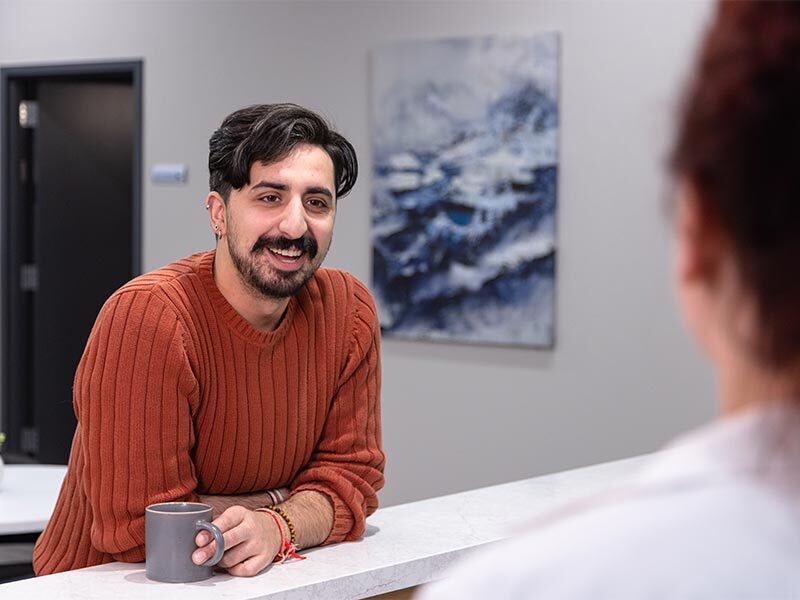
[206,192,226,239]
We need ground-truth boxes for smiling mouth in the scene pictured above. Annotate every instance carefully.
[252,235,317,268]
[263,245,307,269]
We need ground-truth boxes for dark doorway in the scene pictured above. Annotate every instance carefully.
[1,61,142,464]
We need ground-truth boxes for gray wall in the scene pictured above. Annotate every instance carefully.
[1,0,716,506]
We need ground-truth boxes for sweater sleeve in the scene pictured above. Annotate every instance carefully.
[290,280,386,543]
[74,290,200,562]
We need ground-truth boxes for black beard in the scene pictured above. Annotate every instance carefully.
[229,234,320,299]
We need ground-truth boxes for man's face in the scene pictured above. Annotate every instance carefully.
[225,144,336,299]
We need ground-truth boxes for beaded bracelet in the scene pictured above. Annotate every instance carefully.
[254,508,306,563]
[267,505,298,547]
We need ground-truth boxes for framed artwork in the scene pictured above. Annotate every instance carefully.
[371,33,560,348]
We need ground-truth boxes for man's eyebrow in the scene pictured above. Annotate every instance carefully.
[305,186,333,199]
[251,181,289,191]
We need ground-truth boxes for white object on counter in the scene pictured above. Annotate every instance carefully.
[0,465,67,535]
[0,455,650,599]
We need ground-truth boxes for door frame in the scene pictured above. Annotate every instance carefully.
[0,60,143,456]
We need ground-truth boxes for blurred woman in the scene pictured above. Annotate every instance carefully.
[419,2,800,598]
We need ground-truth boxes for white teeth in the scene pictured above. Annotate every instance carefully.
[270,247,302,258]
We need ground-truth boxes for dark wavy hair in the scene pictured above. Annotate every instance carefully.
[208,103,358,202]
[671,1,800,369]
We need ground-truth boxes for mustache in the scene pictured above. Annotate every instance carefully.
[251,234,318,259]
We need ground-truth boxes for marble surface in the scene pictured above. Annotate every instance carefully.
[0,465,67,534]
[0,455,651,599]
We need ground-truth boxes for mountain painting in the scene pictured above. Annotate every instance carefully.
[371,34,560,348]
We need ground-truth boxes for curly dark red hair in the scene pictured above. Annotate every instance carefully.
[671,0,800,369]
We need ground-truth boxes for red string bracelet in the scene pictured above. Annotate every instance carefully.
[255,508,306,563]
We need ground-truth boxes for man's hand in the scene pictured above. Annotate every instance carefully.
[192,489,333,577]
[192,506,282,577]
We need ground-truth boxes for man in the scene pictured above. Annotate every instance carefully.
[33,104,385,577]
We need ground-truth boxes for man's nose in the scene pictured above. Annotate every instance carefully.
[278,197,308,239]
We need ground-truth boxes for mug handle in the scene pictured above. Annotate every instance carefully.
[196,520,225,566]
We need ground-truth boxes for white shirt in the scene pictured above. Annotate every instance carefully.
[418,404,800,599]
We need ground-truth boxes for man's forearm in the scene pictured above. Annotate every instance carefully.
[199,489,333,550]
[275,490,334,549]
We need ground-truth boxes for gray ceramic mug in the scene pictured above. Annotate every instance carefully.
[145,502,225,583]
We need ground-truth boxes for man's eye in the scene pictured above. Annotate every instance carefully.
[307,198,328,209]
[260,194,280,203]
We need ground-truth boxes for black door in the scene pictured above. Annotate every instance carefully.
[2,64,142,464]
[33,80,135,463]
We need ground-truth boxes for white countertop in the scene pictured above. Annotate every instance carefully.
[0,454,651,599]
[0,465,67,535]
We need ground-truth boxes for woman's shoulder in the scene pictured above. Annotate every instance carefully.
[422,478,800,599]
[420,416,800,600]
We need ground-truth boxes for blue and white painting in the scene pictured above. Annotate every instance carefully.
[371,34,559,347]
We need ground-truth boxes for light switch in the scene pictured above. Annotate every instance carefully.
[151,163,188,184]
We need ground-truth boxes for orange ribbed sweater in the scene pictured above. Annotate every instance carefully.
[33,251,384,575]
